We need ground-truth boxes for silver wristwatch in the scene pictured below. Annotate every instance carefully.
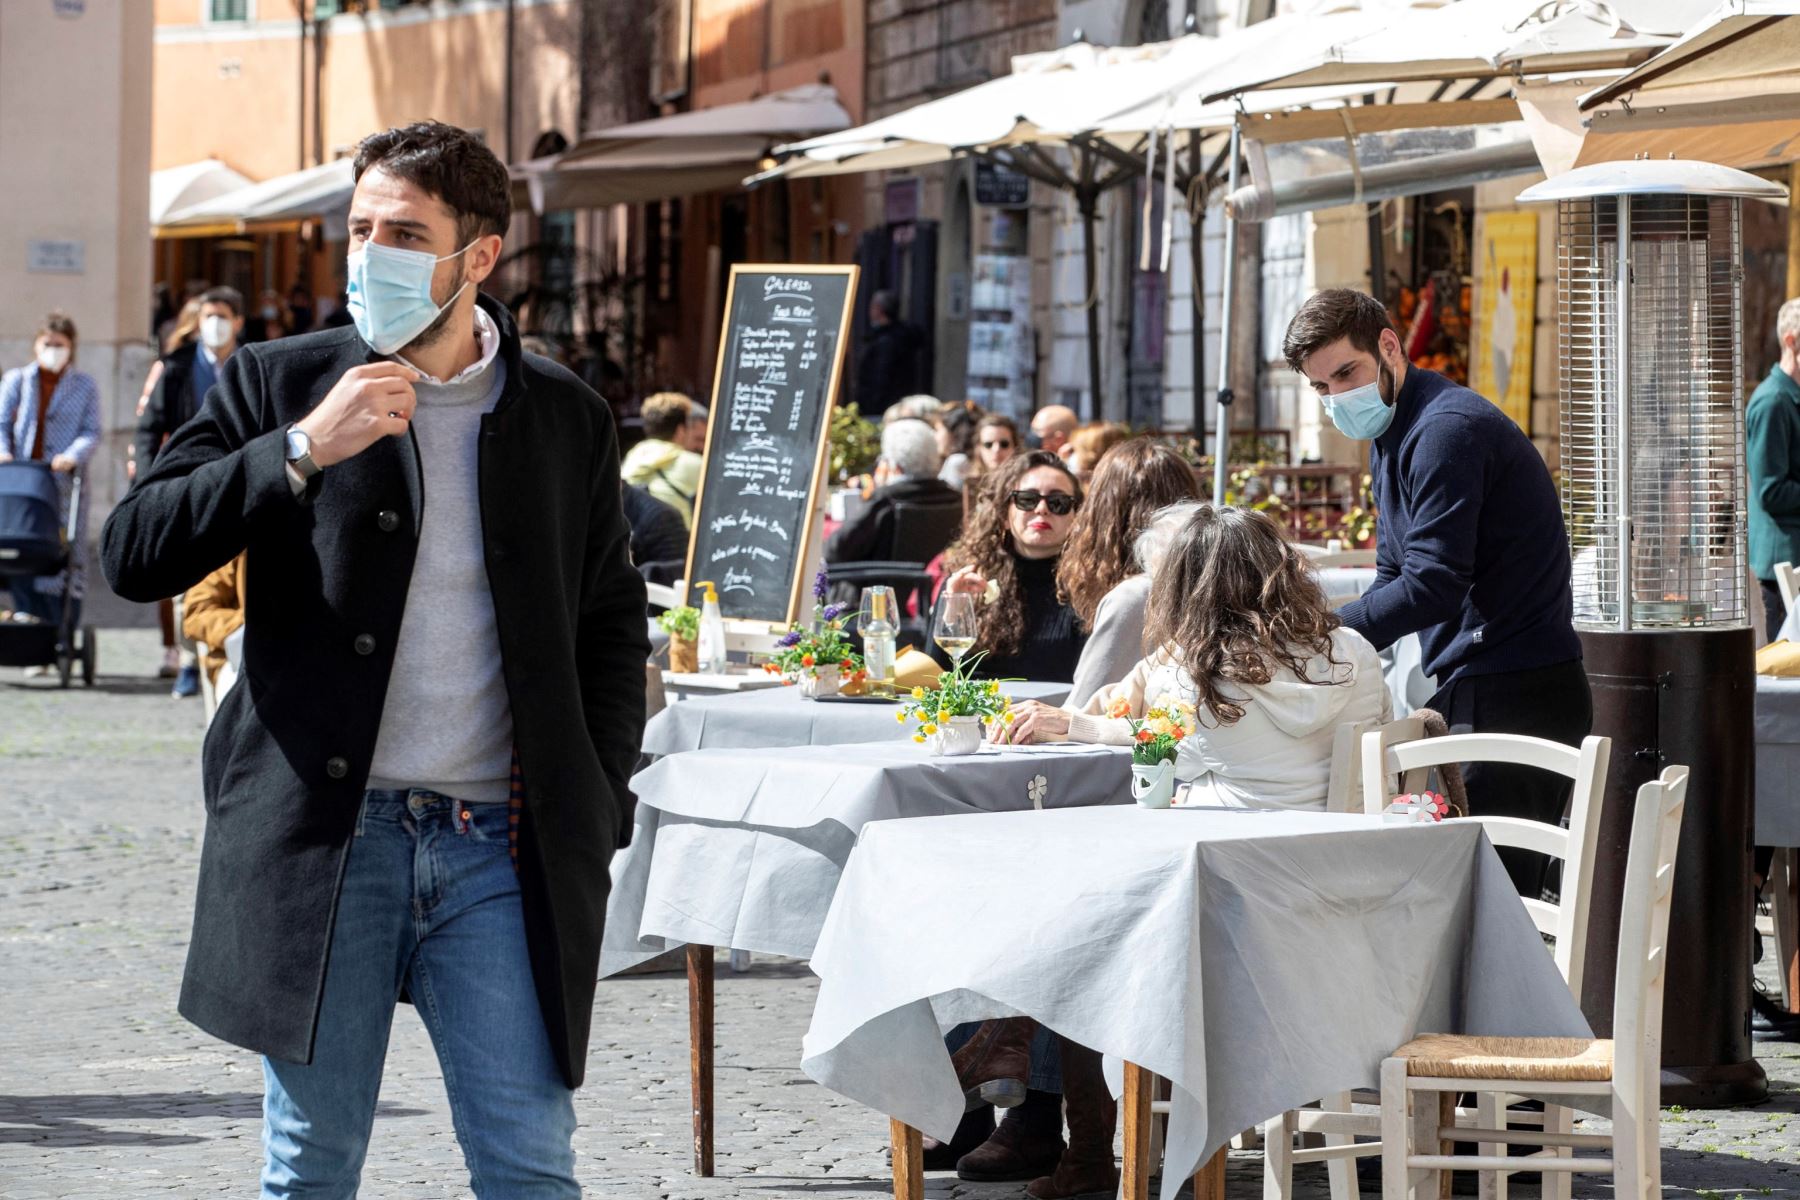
[285,425,321,481]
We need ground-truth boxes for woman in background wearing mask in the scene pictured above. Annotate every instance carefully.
[0,310,103,635]
[132,286,245,697]
[249,290,290,342]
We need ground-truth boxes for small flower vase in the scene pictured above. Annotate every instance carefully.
[931,714,984,756]
[668,635,698,674]
[1131,760,1176,809]
[799,665,842,699]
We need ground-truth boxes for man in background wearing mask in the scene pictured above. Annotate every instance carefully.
[132,285,244,698]
[1283,288,1588,895]
[103,121,647,1195]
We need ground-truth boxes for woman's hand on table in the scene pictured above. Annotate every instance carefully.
[990,700,1070,745]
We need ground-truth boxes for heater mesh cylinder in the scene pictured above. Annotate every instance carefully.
[1559,193,1746,630]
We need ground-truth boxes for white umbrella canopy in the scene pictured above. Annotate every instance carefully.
[150,159,254,226]
[1198,0,1713,101]
[157,158,355,237]
[517,84,852,212]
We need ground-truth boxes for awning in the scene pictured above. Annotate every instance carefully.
[1198,0,1713,100]
[150,159,254,226]
[514,84,852,213]
[1581,0,1800,107]
[156,158,355,239]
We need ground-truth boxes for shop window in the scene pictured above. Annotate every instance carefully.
[206,0,250,21]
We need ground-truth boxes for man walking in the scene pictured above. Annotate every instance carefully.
[103,121,648,1197]
[1750,297,1800,641]
[132,286,245,697]
[1284,289,1589,893]
[854,288,925,417]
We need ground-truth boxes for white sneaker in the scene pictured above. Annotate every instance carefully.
[22,665,48,679]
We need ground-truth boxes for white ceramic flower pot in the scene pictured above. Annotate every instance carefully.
[1132,760,1176,809]
[799,665,841,699]
[932,715,983,756]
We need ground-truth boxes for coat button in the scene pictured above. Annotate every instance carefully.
[326,757,349,780]
[377,510,400,533]
[354,634,376,656]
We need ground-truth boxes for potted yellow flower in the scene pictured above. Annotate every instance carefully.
[1112,693,1197,808]
[896,654,1014,756]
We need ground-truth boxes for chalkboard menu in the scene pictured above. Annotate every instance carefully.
[684,264,858,624]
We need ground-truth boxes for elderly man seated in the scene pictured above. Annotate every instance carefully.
[826,418,964,569]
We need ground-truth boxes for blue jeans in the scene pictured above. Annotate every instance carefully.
[261,790,578,1199]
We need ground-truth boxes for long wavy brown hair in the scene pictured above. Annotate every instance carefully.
[941,450,1081,659]
[1056,439,1201,626]
[1146,506,1345,726]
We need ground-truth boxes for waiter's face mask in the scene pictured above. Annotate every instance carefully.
[1314,334,1399,441]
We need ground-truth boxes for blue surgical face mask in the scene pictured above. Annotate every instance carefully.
[345,238,475,355]
[1321,361,1397,440]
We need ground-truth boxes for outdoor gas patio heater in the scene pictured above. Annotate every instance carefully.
[1519,159,1787,1105]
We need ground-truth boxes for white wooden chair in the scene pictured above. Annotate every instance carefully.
[1776,560,1799,616]
[1307,549,1379,569]
[1378,766,1688,1200]
[1262,729,1612,1200]
[644,581,681,610]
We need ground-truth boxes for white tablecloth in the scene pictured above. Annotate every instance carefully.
[642,680,1072,755]
[1317,567,1436,716]
[802,807,1588,1199]
[601,741,1133,975]
[1757,675,1800,846]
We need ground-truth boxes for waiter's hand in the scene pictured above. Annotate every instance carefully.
[50,454,76,474]
[991,699,1070,745]
[294,362,420,469]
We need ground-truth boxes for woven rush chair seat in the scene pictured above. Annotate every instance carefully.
[1394,1034,1615,1082]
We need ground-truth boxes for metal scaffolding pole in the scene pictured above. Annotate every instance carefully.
[1210,123,1242,505]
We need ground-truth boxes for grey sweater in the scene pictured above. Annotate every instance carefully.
[366,358,513,802]
[1067,574,1150,708]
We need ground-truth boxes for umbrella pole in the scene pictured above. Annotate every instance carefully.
[1080,186,1103,421]
[1211,123,1242,506]
[1187,131,1204,455]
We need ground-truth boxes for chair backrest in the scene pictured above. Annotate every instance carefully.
[1326,714,1428,813]
[1611,766,1688,1131]
[889,492,964,564]
[1777,561,1799,616]
[1307,549,1378,569]
[827,561,936,646]
[1362,730,1612,997]
[644,581,680,611]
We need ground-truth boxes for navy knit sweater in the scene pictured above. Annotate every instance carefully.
[1337,368,1580,685]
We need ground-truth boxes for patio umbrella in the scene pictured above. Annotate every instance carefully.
[150,159,253,227]
[157,158,355,239]
[514,84,852,213]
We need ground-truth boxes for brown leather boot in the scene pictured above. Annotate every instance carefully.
[921,1106,994,1171]
[1026,1039,1119,1199]
[956,1090,1066,1182]
[950,1017,1034,1111]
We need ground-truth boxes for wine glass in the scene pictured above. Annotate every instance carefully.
[933,591,978,667]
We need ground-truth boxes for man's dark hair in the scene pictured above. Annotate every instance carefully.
[199,286,244,318]
[353,121,512,245]
[1282,288,1395,374]
[871,289,897,321]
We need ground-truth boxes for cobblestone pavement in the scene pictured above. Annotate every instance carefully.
[5,627,1800,1197]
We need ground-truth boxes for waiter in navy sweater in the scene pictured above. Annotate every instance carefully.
[1285,289,1591,893]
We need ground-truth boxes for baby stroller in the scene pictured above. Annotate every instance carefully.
[0,460,96,687]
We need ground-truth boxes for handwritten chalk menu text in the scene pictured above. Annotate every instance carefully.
[685,265,858,624]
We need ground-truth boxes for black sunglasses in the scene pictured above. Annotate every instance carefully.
[1009,489,1079,516]
[981,438,1014,450]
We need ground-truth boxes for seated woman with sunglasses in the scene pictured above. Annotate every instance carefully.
[994,505,1390,809]
[938,450,1086,682]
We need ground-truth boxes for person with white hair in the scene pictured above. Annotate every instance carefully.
[882,393,944,426]
[825,418,963,569]
[1750,295,1800,641]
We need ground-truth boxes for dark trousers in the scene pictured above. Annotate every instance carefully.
[1764,579,1789,644]
[1428,658,1594,897]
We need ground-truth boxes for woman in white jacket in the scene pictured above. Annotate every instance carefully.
[994,504,1390,811]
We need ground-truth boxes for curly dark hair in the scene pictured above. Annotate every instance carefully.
[353,120,512,246]
[1056,439,1200,626]
[942,450,1081,659]
[1145,506,1345,726]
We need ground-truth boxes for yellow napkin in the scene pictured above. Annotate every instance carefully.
[894,648,943,689]
[1758,639,1800,677]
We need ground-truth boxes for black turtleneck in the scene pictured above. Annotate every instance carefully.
[936,551,1087,683]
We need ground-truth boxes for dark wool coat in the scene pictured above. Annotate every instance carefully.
[101,295,648,1087]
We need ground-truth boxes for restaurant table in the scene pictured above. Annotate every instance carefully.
[1756,675,1800,1009]
[801,806,1588,1200]
[605,738,1134,1175]
[642,679,1071,755]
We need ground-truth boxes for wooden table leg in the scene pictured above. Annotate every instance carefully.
[1121,1062,1154,1200]
[891,1119,923,1200]
[1192,1146,1227,1200]
[687,943,715,1177]
[1778,849,1800,1013]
